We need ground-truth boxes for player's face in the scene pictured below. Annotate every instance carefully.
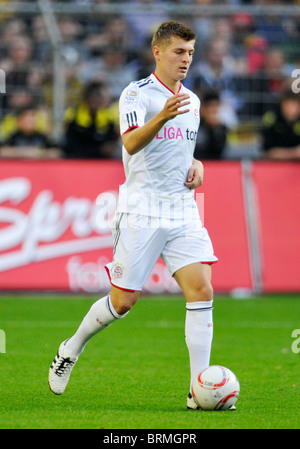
[154,36,195,82]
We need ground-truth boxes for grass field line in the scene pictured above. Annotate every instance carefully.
[2,320,78,328]
[0,296,299,429]
[1,319,296,329]
[144,320,296,329]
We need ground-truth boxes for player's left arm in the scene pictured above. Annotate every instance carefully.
[184,158,204,189]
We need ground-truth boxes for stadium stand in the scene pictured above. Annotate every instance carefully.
[0,0,299,160]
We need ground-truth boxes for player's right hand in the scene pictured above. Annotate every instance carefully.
[161,93,190,120]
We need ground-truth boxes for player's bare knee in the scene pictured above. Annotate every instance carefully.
[111,290,140,315]
[199,283,214,301]
[115,300,134,315]
[188,282,213,302]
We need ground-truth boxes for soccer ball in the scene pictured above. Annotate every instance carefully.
[192,365,240,411]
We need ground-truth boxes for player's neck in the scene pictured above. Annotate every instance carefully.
[153,70,181,95]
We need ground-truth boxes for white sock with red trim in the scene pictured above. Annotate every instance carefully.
[64,294,127,357]
[185,300,213,393]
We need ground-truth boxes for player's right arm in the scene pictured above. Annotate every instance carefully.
[122,93,190,156]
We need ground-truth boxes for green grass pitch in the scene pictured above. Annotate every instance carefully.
[0,294,299,429]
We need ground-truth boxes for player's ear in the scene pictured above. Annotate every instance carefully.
[152,45,161,62]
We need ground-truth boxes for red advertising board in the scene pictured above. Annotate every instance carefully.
[0,159,298,293]
[253,162,300,292]
[0,160,123,292]
[199,162,253,292]
[0,160,254,294]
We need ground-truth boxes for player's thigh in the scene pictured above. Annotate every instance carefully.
[161,220,217,301]
[108,213,168,292]
[173,262,213,302]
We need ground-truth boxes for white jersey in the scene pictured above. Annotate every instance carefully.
[118,72,201,219]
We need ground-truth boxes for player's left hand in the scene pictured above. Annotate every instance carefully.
[184,159,204,189]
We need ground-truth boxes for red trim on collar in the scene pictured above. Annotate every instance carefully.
[152,72,182,95]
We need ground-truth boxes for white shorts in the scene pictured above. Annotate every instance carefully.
[105,213,218,292]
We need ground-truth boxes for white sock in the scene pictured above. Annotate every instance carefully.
[185,300,213,393]
[64,294,127,357]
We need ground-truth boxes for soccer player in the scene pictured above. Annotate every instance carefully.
[49,21,218,410]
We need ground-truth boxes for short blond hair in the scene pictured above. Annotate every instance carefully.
[151,20,196,48]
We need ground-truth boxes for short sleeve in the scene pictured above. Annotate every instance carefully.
[119,83,148,135]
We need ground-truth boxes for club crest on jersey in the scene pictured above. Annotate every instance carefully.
[113,263,124,279]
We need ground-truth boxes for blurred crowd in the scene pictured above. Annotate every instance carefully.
[0,0,300,160]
